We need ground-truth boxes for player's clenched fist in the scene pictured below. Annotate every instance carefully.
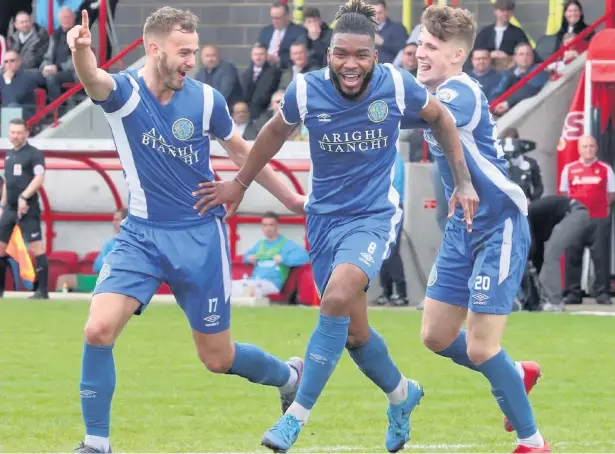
[67,9,91,51]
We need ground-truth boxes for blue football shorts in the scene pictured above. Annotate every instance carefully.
[307,212,401,296]
[425,212,531,315]
[93,216,232,333]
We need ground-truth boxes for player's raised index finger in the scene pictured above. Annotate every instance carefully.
[82,9,89,30]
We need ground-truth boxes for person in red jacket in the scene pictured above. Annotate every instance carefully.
[559,135,615,305]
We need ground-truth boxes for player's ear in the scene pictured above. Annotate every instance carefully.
[373,48,379,65]
[326,47,331,65]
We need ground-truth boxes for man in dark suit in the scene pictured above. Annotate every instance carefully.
[278,42,315,91]
[468,49,502,102]
[473,0,529,70]
[241,43,282,120]
[492,42,548,115]
[257,1,306,70]
[231,101,260,140]
[0,50,39,120]
[195,45,242,106]
[371,0,408,64]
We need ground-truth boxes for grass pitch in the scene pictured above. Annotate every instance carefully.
[1,299,614,453]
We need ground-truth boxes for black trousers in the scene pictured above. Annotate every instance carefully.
[379,219,406,298]
[564,216,612,300]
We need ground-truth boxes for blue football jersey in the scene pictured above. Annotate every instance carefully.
[92,69,233,225]
[417,73,528,230]
[279,63,428,217]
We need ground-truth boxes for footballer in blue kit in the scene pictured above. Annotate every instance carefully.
[197,1,479,452]
[405,6,549,453]
[68,7,307,453]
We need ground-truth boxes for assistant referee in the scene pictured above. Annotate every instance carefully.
[0,119,48,299]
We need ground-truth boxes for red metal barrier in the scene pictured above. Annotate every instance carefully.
[0,151,309,259]
[27,36,144,129]
[489,14,608,111]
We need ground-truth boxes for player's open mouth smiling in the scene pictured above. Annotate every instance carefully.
[340,73,362,88]
[418,62,431,72]
[178,70,187,79]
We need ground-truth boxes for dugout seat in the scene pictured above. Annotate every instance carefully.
[75,251,100,275]
[47,251,79,290]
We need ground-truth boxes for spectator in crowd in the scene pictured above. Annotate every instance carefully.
[257,1,306,70]
[392,5,426,67]
[370,0,408,64]
[546,32,586,81]
[232,101,259,140]
[241,43,281,120]
[278,41,315,91]
[559,135,614,306]
[0,0,32,37]
[0,50,39,120]
[34,0,81,32]
[253,90,302,142]
[0,34,5,70]
[555,0,592,48]
[527,195,590,312]
[231,212,310,298]
[501,127,543,201]
[398,43,417,76]
[492,42,548,115]
[8,11,49,71]
[75,0,119,62]
[40,7,78,104]
[55,208,127,293]
[473,0,529,70]
[195,45,242,106]
[302,6,331,68]
[375,150,408,307]
[468,48,502,102]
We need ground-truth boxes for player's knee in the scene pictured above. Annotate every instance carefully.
[466,342,498,365]
[346,332,369,349]
[199,352,233,374]
[319,290,352,316]
[83,318,116,346]
[421,325,452,353]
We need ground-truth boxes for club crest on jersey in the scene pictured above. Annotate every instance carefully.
[172,118,195,141]
[436,88,458,103]
[368,100,388,123]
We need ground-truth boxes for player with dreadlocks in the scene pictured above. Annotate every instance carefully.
[194,1,479,451]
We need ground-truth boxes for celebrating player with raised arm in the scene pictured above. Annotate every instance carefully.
[409,6,549,453]
[68,7,305,453]
[195,1,478,452]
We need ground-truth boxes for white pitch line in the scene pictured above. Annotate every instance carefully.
[295,440,612,452]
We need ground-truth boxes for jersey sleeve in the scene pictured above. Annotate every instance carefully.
[559,165,570,193]
[606,164,615,192]
[400,69,429,116]
[279,80,301,125]
[209,88,234,141]
[434,80,477,128]
[91,73,135,114]
[30,148,46,176]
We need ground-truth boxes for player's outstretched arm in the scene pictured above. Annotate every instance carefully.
[68,10,114,102]
[420,94,479,231]
[194,113,300,219]
[219,125,304,211]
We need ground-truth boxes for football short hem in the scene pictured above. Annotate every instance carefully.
[91,289,149,315]
[425,288,469,308]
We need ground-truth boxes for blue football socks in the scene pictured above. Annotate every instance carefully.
[347,327,402,393]
[437,329,478,371]
[228,343,291,387]
[295,314,350,409]
[476,349,537,438]
[80,343,115,438]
